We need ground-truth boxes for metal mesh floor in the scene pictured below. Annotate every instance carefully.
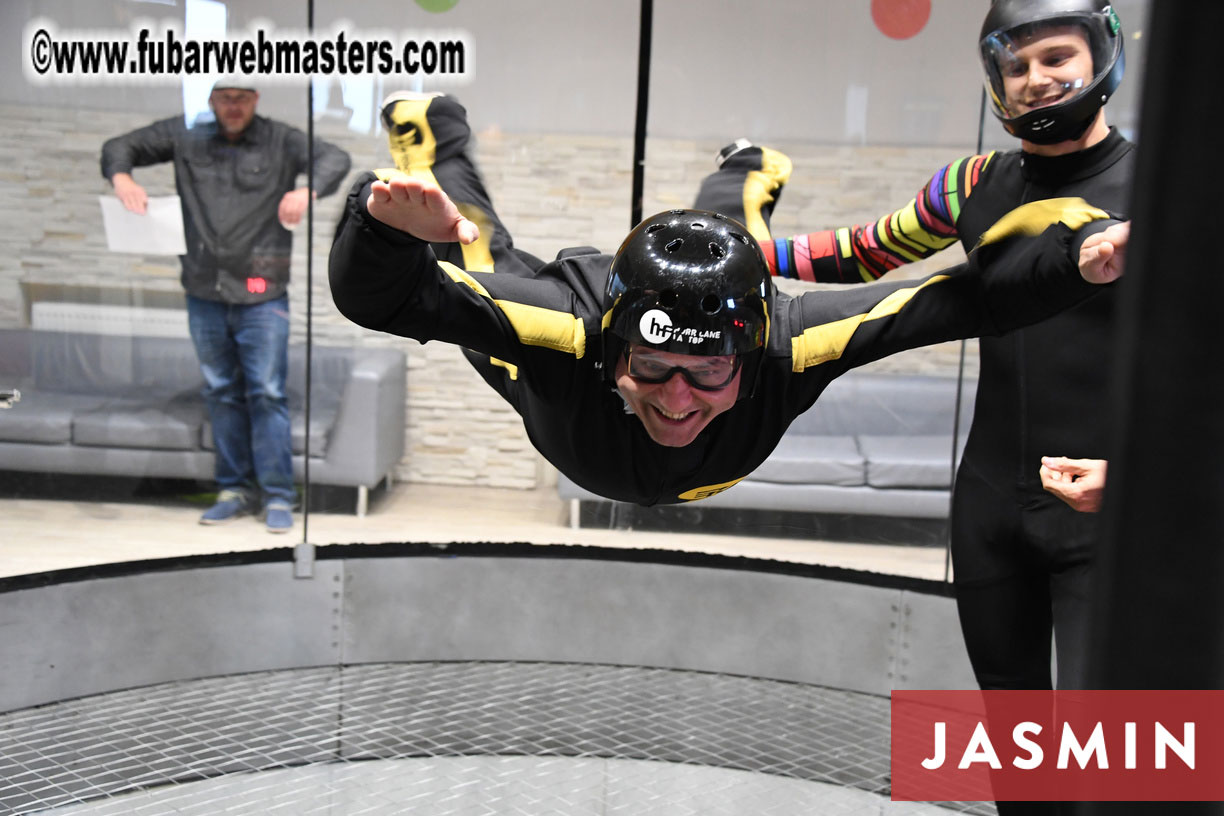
[0,662,994,815]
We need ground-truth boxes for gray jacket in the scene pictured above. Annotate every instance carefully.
[101,114,351,304]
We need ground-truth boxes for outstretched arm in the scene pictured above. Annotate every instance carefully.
[761,156,988,283]
[1040,457,1108,512]
[366,175,480,246]
[330,171,587,363]
[785,212,1127,377]
[330,172,482,335]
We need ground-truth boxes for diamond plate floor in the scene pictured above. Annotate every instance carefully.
[0,662,994,815]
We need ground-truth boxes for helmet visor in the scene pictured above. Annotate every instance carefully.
[983,22,1097,119]
[981,4,1122,120]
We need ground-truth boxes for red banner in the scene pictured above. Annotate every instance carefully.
[891,690,1224,802]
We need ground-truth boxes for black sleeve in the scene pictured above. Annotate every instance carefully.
[329,173,595,365]
[328,173,433,333]
[284,125,351,198]
[965,219,1117,334]
[99,117,180,180]
[1068,217,1125,261]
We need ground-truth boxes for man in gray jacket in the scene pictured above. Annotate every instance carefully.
[101,77,351,532]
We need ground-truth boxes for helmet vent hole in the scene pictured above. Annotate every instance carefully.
[665,239,684,253]
[729,231,750,246]
[659,290,679,307]
[700,295,722,314]
[690,221,706,230]
[708,242,726,259]
[646,223,666,235]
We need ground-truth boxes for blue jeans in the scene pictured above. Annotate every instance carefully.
[186,294,294,507]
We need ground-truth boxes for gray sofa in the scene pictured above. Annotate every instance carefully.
[0,329,405,515]
[557,370,976,529]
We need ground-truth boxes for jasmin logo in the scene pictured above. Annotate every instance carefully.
[891,690,1220,802]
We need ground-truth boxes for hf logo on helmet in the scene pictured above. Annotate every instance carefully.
[639,309,723,346]
[640,309,673,344]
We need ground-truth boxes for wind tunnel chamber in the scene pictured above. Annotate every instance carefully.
[0,544,986,815]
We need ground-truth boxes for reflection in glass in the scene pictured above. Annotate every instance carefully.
[0,0,348,569]
[0,0,1149,582]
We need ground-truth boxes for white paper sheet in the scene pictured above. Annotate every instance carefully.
[99,195,187,255]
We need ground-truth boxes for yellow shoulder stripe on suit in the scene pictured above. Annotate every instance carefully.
[440,262,587,358]
[790,275,950,371]
[976,197,1111,249]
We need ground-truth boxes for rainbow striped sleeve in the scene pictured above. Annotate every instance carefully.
[764,153,993,283]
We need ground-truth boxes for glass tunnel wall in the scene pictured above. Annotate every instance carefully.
[1,0,318,564]
[1,0,1148,578]
[635,0,1151,559]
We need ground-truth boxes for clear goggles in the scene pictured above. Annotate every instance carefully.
[625,347,742,391]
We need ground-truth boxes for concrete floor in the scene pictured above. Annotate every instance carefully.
[0,479,951,582]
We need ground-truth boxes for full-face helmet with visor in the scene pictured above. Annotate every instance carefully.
[603,209,772,401]
[979,0,1125,144]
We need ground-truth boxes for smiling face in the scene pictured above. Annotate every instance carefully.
[614,345,741,448]
[999,24,1095,117]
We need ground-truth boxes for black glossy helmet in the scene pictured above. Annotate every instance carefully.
[603,209,772,400]
[979,0,1125,144]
